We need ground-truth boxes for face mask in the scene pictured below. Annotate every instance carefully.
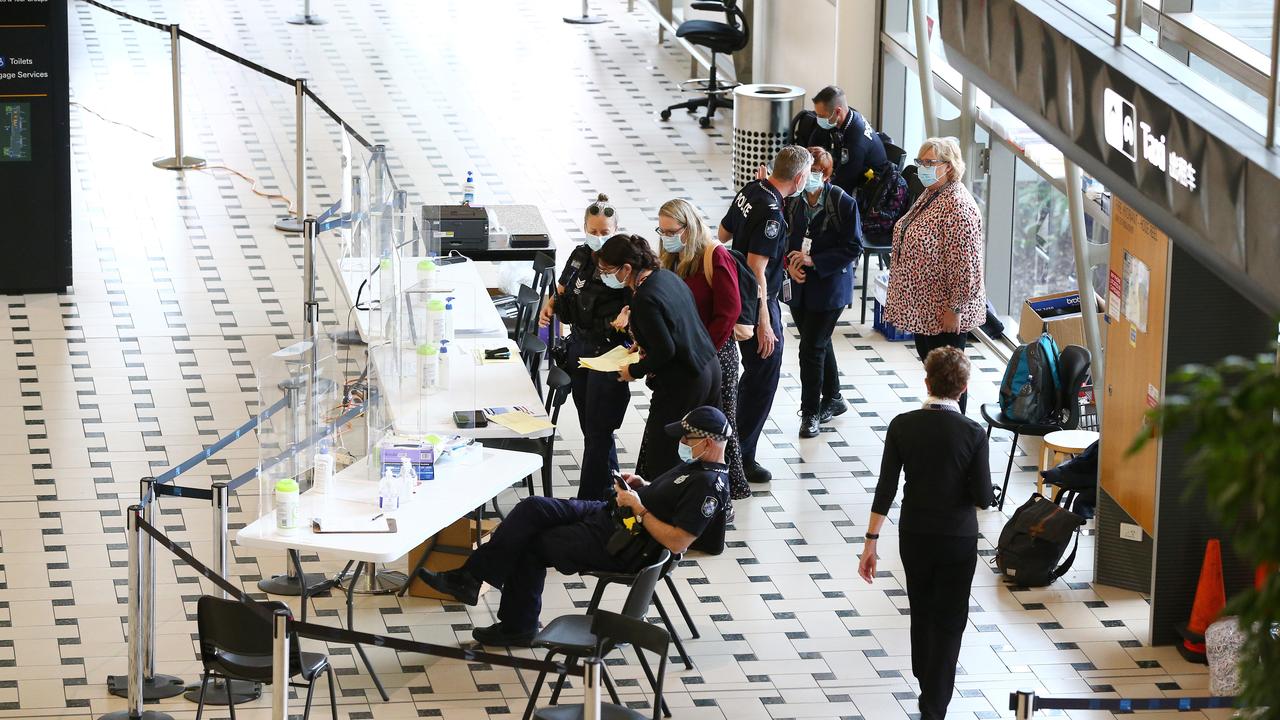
[601,269,625,289]
[789,177,807,197]
[585,234,606,251]
[917,165,940,188]
[677,439,701,463]
[805,172,824,193]
[815,110,837,130]
[661,234,685,253]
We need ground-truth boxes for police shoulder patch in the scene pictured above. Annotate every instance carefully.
[701,496,718,518]
[764,220,780,240]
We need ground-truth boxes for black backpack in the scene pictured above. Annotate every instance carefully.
[789,109,820,148]
[994,493,1085,587]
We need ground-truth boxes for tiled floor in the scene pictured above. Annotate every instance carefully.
[0,0,1215,717]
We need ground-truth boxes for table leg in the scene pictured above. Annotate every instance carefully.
[289,551,311,624]
[345,562,390,701]
[399,535,438,598]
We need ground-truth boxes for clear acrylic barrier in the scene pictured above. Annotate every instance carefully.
[254,333,338,524]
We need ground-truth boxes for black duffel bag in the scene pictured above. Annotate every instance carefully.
[994,493,1085,587]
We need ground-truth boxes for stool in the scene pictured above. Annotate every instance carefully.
[1039,429,1099,498]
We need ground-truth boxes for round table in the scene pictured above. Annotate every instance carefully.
[1038,429,1100,497]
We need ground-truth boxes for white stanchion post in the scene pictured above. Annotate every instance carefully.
[152,24,204,170]
[1014,689,1037,719]
[564,0,605,24]
[288,0,326,26]
[271,610,291,720]
[275,78,308,233]
[582,658,603,720]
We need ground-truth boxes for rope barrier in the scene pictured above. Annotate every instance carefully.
[1018,695,1238,712]
[153,484,214,501]
[80,0,168,31]
[175,28,296,86]
[137,513,257,604]
[226,402,365,492]
[154,395,290,485]
[303,87,375,150]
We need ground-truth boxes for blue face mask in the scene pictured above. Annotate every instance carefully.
[661,234,685,253]
[917,165,940,188]
[816,114,836,130]
[601,270,625,289]
[677,440,700,463]
[585,234,606,251]
[805,172,824,193]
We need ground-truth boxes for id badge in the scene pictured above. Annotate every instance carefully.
[781,275,792,303]
[801,237,813,257]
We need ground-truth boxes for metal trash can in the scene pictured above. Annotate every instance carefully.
[731,84,805,190]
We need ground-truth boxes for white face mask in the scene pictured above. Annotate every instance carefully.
[585,234,607,251]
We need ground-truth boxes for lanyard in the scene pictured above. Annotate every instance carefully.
[897,181,951,241]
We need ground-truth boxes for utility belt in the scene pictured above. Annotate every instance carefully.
[604,496,662,570]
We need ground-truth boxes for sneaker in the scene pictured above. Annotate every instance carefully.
[471,622,537,648]
[799,413,820,438]
[416,568,481,606]
[819,395,848,423]
[745,460,772,484]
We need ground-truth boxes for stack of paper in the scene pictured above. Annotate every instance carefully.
[486,411,555,435]
[579,345,639,372]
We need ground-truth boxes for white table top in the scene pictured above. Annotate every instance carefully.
[369,340,552,438]
[235,448,542,564]
[1043,429,1100,452]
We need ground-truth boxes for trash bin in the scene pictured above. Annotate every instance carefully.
[731,84,805,190]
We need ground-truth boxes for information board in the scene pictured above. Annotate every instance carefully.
[0,0,71,292]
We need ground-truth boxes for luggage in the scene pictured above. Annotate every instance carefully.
[857,163,909,237]
[994,493,1085,587]
[998,332,1062,424]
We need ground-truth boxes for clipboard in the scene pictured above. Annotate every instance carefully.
[311,516,398,534]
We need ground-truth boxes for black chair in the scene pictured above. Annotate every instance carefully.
[581,553,699,670]
[193,596,336,720]
[506,283,543,342]
[659,1,749,128]
[531,610,671,720]
[852,233,892,319]
[883,139,908,170]
[485,364,573,499]
[522,551,672,720]
[981,344,1092,510]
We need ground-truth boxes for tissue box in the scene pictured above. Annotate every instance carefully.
[377,440,435,481]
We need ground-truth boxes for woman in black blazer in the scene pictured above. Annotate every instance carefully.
[858,347,993,720]
[597,234,722,479]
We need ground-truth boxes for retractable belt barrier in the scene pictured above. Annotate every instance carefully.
[154,396,290,486]
[132,513,579,677]
[227,401,366,492]
[1009,690,1239,718]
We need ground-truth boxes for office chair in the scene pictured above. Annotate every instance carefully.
[981,345,1092,510]
[659,1,749,128]
[193,596,336,720]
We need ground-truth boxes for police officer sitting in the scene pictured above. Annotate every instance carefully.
[416,406,733,648]
[718,145,813,486]
[796,85,890,195]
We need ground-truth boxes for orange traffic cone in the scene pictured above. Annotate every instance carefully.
[1176,539,1225,664]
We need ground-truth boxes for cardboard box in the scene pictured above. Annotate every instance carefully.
[405,516,498,600]
[1017,290,1104,350]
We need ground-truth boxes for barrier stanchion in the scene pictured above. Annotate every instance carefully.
[107,482,185,702]
[152,24,205,170]
[583,657,603,720]
[183,482,260,706]
[275,78,308,233]
[100,506,172,720]
[1013,689,1036,719]
[287,0,325,26]
[564,0,605,24]
[271,610,291,720]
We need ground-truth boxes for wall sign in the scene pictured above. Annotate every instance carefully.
[1104,88,1198,192]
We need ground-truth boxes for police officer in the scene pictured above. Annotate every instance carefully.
[538,194,630,500]
[784,146,862,439]
[718,146,813,485]
[799,85,890,195]
[417,406,733,647]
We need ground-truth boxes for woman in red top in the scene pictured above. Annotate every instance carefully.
[656,199,747,499]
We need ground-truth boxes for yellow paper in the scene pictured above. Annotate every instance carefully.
[487,411,555,435]
[579,345,639,372]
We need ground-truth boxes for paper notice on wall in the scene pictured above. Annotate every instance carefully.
[1121,251,1150,333]
[1107,269,1123,321]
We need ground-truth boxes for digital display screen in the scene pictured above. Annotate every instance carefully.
[1,103,32,162]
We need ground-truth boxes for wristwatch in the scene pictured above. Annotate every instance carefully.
[864,532,880,540]
[636,507,648,524]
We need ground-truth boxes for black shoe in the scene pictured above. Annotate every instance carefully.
[416,568,481,606]
[819,395,848,423]
[471,622,537,648]
[745,460,772,484]
[799,413,820,438]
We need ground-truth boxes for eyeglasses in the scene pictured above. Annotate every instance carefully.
[914,158,949,167]
[655,224,685,238]
[587,202,615,218]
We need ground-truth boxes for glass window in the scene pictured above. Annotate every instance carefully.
[1190,1,1273,57]
[1010,158,1077,307]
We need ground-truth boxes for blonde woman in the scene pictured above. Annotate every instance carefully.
[884,137,985,413]
[656,199,748,501]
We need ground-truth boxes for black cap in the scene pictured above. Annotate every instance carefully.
[664,406,731,442]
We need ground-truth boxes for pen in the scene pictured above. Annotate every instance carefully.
[370,513,384,522]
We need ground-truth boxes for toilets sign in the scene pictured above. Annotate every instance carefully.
[1103,87,1198,192]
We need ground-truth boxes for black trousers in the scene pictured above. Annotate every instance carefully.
[736,297,783,464]
[899,531,978,720]
[791,306,842,415]
[637,358,721,479]
[913,331,969,414]
[566,336,632,500]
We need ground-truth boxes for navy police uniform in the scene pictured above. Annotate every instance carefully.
[720,179,788,467]
[554,244,630,500]
[796,108,889,194]
[463,460,731,634]
[784,182,862,415]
